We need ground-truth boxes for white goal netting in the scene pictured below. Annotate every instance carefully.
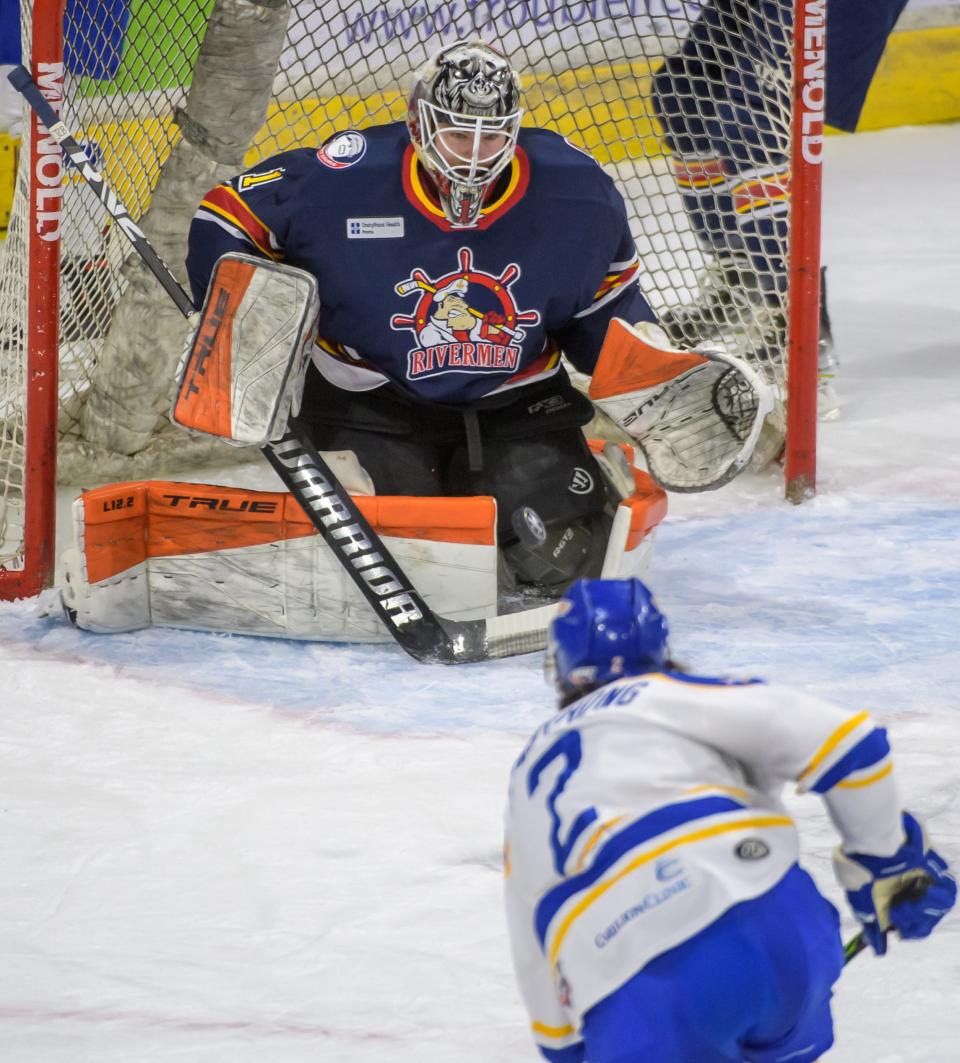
[0,0,813,584]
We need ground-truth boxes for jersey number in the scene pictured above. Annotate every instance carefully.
[526,731,598,876]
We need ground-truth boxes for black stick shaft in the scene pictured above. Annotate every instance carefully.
[7,64,194,319]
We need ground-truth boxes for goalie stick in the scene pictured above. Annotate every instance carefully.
[9,65,557,664]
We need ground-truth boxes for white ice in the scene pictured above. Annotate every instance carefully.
[1,122,959,1062]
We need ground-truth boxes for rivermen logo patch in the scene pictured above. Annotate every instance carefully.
[390,248,540,380]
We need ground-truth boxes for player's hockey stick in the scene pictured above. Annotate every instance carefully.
[9,65,557,664]
[842,932,868,965]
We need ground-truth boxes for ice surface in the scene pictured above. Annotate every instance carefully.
[1,123,958,1061]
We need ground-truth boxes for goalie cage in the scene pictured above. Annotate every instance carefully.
[0,0,823,601]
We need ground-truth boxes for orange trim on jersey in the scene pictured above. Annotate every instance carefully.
[671,156,729,188]
[315,335,348,359]
[402,145,530,231]
[730,171,791,214]
[200,185,280,259]
[588,318,708,401]
[314,335,383,375]
[79,482,497,584]
[500,343,561,388]
[592,260,639,302]
[315,335,365,364]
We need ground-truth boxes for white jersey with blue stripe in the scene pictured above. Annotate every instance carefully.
[503,671,903,1060]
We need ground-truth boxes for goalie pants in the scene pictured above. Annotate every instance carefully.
[579,865,844,1063]
[298,366,609,547]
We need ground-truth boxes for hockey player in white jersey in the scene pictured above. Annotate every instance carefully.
[504,579,956,1062]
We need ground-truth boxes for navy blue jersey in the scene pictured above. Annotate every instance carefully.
[187,124,654,406]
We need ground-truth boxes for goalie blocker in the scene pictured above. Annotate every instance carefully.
[59,443,667,643]
[172,252,320,446]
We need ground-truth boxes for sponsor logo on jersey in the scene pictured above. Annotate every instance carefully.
[390,247,540,380]
[656,857,684,882]
[316,131,367,169]
[569,467,595,495]
[238,167,285,191]
[346,217,405,239]
[735,838,770,861]
[594,874,693,949]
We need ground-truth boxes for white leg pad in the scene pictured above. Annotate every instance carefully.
[63,482,498,641]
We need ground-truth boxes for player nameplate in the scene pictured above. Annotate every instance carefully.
[346,217,405,239]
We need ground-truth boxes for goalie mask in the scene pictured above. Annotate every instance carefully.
[407,40,522,228]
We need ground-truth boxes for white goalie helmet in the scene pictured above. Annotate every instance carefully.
[407,40,523,228]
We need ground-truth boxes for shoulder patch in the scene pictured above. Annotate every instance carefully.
[238,167,285,192]
[316,131,367,170]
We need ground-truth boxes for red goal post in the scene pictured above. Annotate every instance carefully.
[0,0,822,602]
[0,10,61,600]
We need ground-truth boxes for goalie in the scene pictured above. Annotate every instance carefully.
[180,39,772,602]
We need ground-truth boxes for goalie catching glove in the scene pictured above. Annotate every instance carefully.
[833,811,956,956]
[588,319,774,492]
[173,252,320,445]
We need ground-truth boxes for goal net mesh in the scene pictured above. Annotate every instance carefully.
[0,0,802,576]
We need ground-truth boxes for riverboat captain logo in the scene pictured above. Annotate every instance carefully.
[391,247,540,380]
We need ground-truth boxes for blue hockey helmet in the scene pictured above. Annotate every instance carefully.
[547,579,670,703]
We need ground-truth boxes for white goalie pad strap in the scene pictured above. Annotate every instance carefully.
[61,482,498,642]
[172,253,320,446]
[589,319,774,492]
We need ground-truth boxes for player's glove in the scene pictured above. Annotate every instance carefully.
[832,812,956,955]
